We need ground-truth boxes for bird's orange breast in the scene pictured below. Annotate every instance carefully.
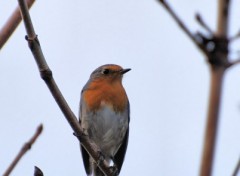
[83,79,128,113]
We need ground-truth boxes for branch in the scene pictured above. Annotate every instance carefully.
[200,68,225,176]
[158,0,206,53]
[226,58,240,68]
[195,13,213,35]
[232,157,240,176]
[216,0,231,36]
[200,1,231,176]
[17,0,114,175]
[0,0,35,50]
[229,30,240,41]
[158,1,233,176]
[3,124,43,176]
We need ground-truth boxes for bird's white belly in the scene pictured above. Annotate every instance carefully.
[81,105,128,158]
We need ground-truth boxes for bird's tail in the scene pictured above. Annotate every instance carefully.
[93,163,105,176]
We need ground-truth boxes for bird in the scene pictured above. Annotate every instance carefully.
[79,64,130,176]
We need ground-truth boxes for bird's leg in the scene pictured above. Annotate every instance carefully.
[96,150,105,166]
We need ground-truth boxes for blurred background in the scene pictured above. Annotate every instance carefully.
[0,0,240,175]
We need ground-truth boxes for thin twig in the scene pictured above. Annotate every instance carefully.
[0,0,35,50]
[226,59,240,68]
[3,124,43,176]
[158,0,206,52]
[17,0,113,175]
[229,30,240,41]
[195,13,213,35]
[232,157,240,176]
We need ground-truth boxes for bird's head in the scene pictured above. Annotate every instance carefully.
[90,64,131,82]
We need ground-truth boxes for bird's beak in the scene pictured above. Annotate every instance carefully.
[120,68,131,74]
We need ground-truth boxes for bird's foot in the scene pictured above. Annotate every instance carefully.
[96,151,105,166]
[109,165,119,176]
[73,130,88,140]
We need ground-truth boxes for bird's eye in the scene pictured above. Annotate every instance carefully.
[102,69,110,75]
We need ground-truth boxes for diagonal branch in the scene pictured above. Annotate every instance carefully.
[195,13,213,35]
[158,0,194,40]
[3,124,43,176]
[158,0,206,53]
[17,0,114,175]
[229,30,240,41]
[0,0,35,50]
[232,157,240,176]
[226,58,240,68]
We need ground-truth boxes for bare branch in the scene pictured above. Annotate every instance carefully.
[229,30,240,41]
[216,0,231,37]
[232,157,240,176]
[200,1,231,176]
[158,0,194,39]
[158,0,206,52]
[34,166,44,176]
[226,59,240,68]
[17,0,114,175]
[159,1,233,176]
[195,13,213,35]
[3,124,43,176]
[0,0,35,50]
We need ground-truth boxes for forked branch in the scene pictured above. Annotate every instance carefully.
[3,124,43,176]
[158,0,207,54]
[158,1,233,176]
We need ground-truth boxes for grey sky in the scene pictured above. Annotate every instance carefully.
[0,0,240,176]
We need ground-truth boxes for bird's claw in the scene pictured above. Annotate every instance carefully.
[73,130,88,138]
[96,151,105,166]
[110,165,119,176]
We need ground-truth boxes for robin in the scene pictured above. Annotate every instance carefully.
[79,64,131,176]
